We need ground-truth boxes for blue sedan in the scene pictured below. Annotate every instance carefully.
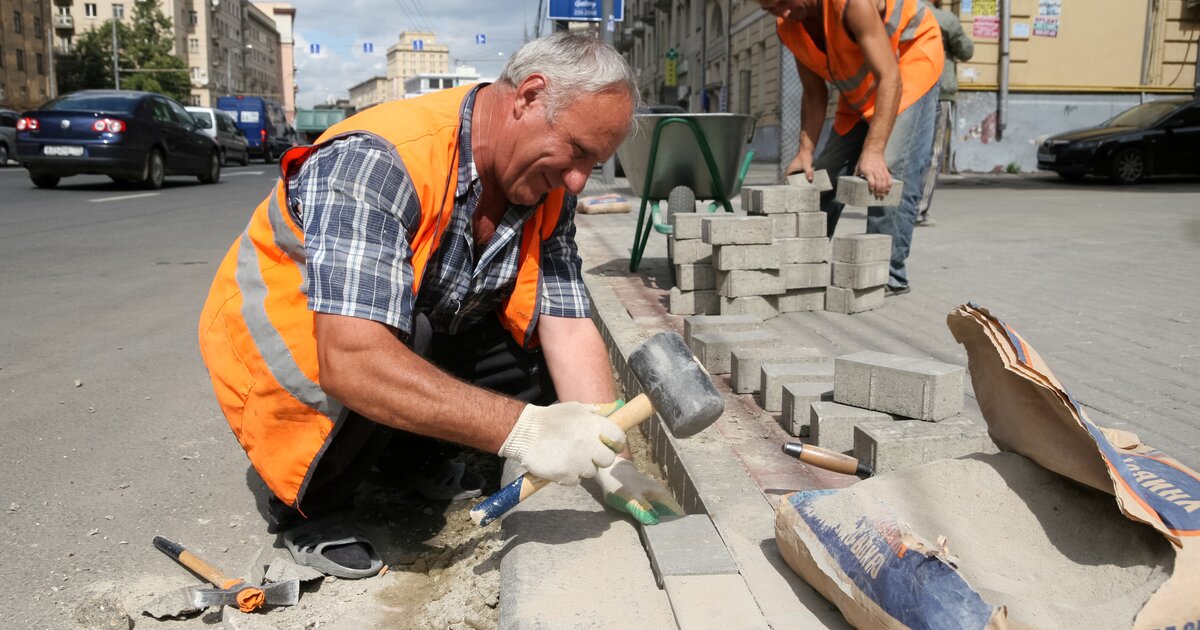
[15,90,221,189]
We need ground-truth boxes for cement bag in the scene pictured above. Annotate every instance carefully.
[774,302,1200,630]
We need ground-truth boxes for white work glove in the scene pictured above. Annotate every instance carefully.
[499,402,627,487]
[596,458,685,525]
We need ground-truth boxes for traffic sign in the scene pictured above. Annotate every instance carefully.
[309,43,320,54]
[547,0,623,22]
[412,39,424,51]
[362,42,374,53]
[475,34,486,45]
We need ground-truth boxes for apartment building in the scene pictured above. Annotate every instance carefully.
[384,30,447,101]
[251,1,294,122]
[347,74,385,110]
[1,0,55,109]
[615,0,1200,172]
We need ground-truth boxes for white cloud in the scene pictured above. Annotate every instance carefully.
[288,0,546,108]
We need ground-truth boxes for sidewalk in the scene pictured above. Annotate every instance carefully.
[498,171,1200,628]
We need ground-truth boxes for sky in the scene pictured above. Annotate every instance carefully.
[288,0,552,108]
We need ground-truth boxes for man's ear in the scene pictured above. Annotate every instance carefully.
[513,74,549,120]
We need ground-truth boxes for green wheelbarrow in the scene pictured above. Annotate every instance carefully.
[616,113,757,272]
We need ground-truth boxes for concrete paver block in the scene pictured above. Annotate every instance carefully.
[730,346,826,394]
[702,216,773,245]
[688,329,781,374]
[683,314,763,345]
[718,295,779,320]
[781,383,834,437]
[673,212,744,241]
[744,186,811,215]
[810,400,895,453]
[772,213,799,239]
[854,416,997,474]
[759,362,835,412]
[786,169,833,191]
[831,233,892,263]
[670,287,720,315]
[833,351,966,421]
[716,269,785,297]
[782,263,830,290]
[773,288,827,313]
[831,261,889,289]
[779,237,831,264]
[714,243,782,271]
[676,263,716,291]
[796,212,827,238]
[824,285,885,314]
[639,515,738,587]
[669,238,713,265]
[835,175,904,207]
[740,187,762,214]
[663,574,770,630]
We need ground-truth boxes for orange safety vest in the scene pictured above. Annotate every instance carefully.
[197,84,565,508]
[778,0,944,135]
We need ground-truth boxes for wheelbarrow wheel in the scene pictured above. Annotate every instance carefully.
[667,185,696,219]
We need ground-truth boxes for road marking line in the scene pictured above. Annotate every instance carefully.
[89,192,161,203]
[223,171,266,177]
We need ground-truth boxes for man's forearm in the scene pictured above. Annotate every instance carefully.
[863,72,901,155]
[538,315,616,403]
[799,90,827,158]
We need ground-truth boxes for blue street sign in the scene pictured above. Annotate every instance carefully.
[547,0,623,22]
[309,43,320,54]
[362,42,374,53]
[475,33,486,45]
[412,39,424,51]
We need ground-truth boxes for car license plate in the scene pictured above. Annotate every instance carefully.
[44,145,84,157]
[1038,152,1056,164]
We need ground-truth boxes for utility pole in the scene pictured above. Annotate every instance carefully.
[46,25,57,99]
[111,15,120,89]
[600,0,615,185]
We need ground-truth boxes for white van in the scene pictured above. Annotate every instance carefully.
[186,107,250,166]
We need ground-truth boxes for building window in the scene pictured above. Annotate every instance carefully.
[113,4,124,19]
[189,10,198,24]
[188,37,198,53]
[34,17,42,37]
[16,49,25,72]
[36,53,44,74]
[189,95,201,106]
[13,11,22,34]
[85,3,97,17]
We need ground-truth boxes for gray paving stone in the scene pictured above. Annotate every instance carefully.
[670,287,719,315]
[831,233,892,263]
[810,400,895,452]
[824,285,885,314]
[831,261,889,289]
[796,211,827,238]
[718,295,779,320]
[781,383,834,437]
[714,243,782,271]
[676,263,716,290]
[835,175,904,207]
[702,216,773,245]
[662,574,770,630]
[782,263,830,290]
[730,346,826,394]
[744,186,811,214]
[639,515,738,587]
[772,213,800,238]
[786,169,833,191]
[854,416,997,474]
[688,329,781,374]
[683,314,764,345]
[672,212,744,241]
[834,351,966,421]
[669,238,713,265]
[760,362,835,412]
[739,187,761,214]
[716,269,785,297]
[779,237,831,264]
[773,288,827,313]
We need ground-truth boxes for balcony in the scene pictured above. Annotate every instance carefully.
[53,14,74,30]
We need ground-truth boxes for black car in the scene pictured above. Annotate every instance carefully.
[1037,98,1200,184]
[15,89,221,189]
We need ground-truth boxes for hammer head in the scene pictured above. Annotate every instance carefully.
[628,331,724,438]
[191,579,299,611]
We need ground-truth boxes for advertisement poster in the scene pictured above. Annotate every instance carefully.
[1037,0,1061,16]
[1033,16,1059,37]
[961,0,973,16]
[973,0,997,17]
[973,16,1000,38]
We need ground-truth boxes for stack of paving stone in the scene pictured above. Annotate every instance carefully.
[797,350,996,474]
[826,233,891,314]
[667,202,740,316]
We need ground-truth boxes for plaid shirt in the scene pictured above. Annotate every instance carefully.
[286,86,590,339]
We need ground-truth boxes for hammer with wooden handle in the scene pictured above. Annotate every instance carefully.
[153,536,299,613]
[470,331,725,526]
[782,442,874,478]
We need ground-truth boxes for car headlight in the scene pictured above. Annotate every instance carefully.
[1072,140,1100,150]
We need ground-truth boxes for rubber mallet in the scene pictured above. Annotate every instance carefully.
[152,536,299,613]
[470,331,724,526]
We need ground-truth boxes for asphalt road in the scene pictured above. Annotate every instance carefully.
[0,164,283,628]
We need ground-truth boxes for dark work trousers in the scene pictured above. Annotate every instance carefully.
[268,312,557,531]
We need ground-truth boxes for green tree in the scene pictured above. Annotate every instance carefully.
[56,0,190,102]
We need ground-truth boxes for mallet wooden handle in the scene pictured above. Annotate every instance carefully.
[153,536,242,589]
[470,394,655,526]
[782,442,873,478]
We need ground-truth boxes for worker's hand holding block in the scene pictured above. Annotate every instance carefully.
[786,170,834,191]
[836,176,904,207]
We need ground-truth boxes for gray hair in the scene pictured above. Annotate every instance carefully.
[498,31,640,119]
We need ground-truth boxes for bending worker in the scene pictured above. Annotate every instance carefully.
[762,0,944,295]
[197,33,680,579]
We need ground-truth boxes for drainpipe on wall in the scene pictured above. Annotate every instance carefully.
[1194,31,1200,98]
[724,0,732,112]
[601,0,615,185]
[700,0,708,112]
[1140,0,1156,87]
[997,0,1009,140]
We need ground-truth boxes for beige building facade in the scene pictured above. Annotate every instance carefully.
[251,1,294,122]
[1,0,55,109]
[384,30,448,101]
[347,74,386,110]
